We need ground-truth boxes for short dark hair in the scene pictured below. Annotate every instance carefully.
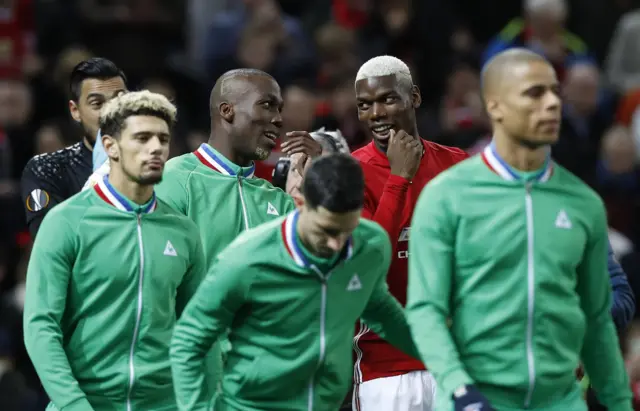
[302,154,364,213]
[69,58,127,102]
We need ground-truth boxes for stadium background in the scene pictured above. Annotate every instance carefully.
[1,0,640,408]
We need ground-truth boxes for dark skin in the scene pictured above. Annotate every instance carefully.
[209,71,322,167]
[355,74,423,180]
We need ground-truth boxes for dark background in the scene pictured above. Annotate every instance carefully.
[2,0,640,408]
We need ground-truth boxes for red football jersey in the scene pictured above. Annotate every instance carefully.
[353,138,468,383]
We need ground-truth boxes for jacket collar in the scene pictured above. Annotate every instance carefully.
[281,210,353,269]
[94,175,157,213]
[193,143,255,178]
[481,143,553,183]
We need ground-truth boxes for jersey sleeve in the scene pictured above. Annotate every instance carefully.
[606,240,635,330]
[23,209,95,411]
[170,248,252,410]
[155,167,189,215]
[406,179,473,399]
[362,173,409,247]
[578,201,632,409]
[360,234,420,359]
[21,160,66,240]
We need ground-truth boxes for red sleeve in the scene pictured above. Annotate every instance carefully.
[363,174,409,246]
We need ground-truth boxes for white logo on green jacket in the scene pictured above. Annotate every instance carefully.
[267,202,279,216]
[555,210,572,229]
[164,240,177,256]
[347,274,362,291]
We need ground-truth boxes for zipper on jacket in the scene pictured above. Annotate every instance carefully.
[524,183,536,407]
[126,214,146,411]
[308,266,330,411]
[237,175,250,231]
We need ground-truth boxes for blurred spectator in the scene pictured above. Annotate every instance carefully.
[438,61,489,149]
[0,0,35,79]
[605,7,640,94]
[596,125,640,246]
[34,123,65,155]
[315,22,358,88]
[357,0,412,61]
[318,76,368,150]
[203,0,316,86]
[0,79,34,179]
[552,61,614,186]
[482,0,590,81]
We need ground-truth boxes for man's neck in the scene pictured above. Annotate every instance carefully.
[207,135,252,167]
[82,137,93,152]
[108,171,154,205]
[493,132,548,172]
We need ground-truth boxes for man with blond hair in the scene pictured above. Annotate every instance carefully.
[351,54,468,411]
[24,90,207,411]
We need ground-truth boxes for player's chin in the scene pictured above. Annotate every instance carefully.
[254,144,272,161]
[138,171,163,185]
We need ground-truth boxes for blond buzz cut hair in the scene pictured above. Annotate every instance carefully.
[99,90,177,137]
[355,55,413,87]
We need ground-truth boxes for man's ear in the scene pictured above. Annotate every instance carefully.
[411,85,422,109]
[219,102,234,123]
[102,134,119,161]
[485,98,503,123]
[69,100,81,123]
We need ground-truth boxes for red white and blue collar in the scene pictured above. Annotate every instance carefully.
[281,210,354,268]
[193,143,255,178]
[94,175,157,213]
[481,143,553,182]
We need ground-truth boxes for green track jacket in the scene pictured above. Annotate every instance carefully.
[407,146,632,411]
[24,175,207,411]
[170,212,419,410]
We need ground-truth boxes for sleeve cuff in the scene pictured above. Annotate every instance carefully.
[60,397,93,411]
[386,174,411,188]
[440,368,474,400]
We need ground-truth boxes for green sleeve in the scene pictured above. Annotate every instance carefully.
[170,250,251,411]
[175,226,222,409]
[406,181,473,400]
[578,202,632,410]
[360,236,419,359]
[23,210,95,411]
[175,230,206,317]
[156,168,189,215]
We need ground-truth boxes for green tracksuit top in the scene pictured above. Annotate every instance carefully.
[155,143,295,269]
[407,145,632,411]
[170,211,420,411]
[23,175,207,411]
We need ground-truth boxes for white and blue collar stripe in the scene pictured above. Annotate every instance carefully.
[282,210,354,268]
[482,143,553,183]
[95,175,157,213]
[195,144,255,178]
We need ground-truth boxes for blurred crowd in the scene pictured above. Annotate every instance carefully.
[2,0,640,409]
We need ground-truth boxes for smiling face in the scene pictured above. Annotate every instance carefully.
[227,75,284,161]
[355,74,421,151]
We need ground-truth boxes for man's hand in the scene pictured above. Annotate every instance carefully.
[387,129,422,180]
[453,385,494,411]
[281,131,323,159]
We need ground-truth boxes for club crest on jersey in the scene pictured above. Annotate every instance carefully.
[25,189,50,212]
[398,227,410,242]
